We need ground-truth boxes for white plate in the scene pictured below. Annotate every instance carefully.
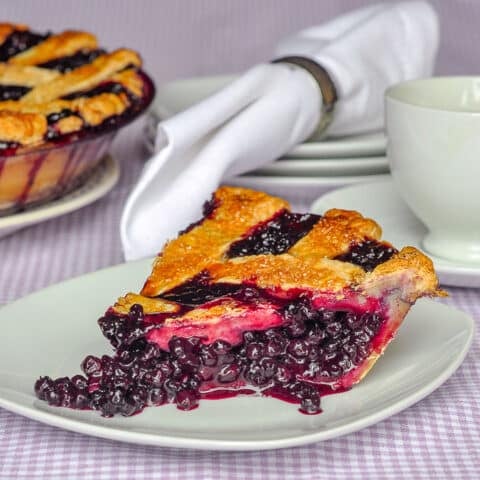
[254,156,389,177]
[147,75,387,158]
[288,131,386,159]
[0,155,119,239]
[0,258,473,450]
[311,179,480,288]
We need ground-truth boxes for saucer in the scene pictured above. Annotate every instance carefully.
[0,155,119,239]
[311,179,480,288]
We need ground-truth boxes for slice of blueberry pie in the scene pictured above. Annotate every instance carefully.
[35,186,443,416]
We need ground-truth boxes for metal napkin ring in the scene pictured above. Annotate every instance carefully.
[272,56,338,137]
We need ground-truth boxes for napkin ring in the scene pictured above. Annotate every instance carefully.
[272,56,337,137]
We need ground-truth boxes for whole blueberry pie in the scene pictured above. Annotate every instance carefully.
[0,23,154,214]
[0,22,153,153]
[35,186,443,416]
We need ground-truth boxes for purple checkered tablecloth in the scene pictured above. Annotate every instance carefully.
[0,122,479,479]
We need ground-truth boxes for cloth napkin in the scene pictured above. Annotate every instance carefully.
[121,1,438,261]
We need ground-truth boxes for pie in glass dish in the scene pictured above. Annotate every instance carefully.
[35,186,443,416]
[0,22,154,214]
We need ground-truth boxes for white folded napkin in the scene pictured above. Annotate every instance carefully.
[121,1,438,261]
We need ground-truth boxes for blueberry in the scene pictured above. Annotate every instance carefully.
[81,355,102,377]
[175,390,198,410]
[129,303,144,321]
[300,394,321,414]
[71,375,88,391]
[246,342,265,360]
[286,320,306,338]
[275,365,292,383]
[148,388,166,406]
[34,376,54,400]
[217,363,241,383]
[266,337,286,357]
[211,340,231,355]
[287,339,310,358]
[326,321,342,338]
[200,346,218,367]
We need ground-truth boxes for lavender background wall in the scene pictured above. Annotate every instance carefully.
[2,0,479,85]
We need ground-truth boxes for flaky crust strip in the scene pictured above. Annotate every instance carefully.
[0,91,131,142]
[0,110,46,145]
[8,31,98,66]
[20,49,141,104]
[113,293,179,316]
[290,208,382,260]
[0,64,60,86]
[207,254,365,293]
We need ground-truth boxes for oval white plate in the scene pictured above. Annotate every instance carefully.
[147,75,387,158]
[0,155,119,239]
[0,258,473,450]
[311,179,480,288]
[254,156,389,177]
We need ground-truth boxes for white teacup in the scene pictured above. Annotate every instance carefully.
[385,77,480,264]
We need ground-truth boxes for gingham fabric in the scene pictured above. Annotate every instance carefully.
[0,122,479,479]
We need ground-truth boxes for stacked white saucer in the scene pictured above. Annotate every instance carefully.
[144,75,390,199]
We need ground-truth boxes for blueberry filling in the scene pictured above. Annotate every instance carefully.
[0,85,31,101]
[35,291,385,417]
[227,210,321,257]
[335,240,397,272]
[160,273,246,306]
[38,49,106,73]
[0,30,50,61]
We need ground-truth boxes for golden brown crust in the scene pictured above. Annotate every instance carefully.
[141,187,290,296]
[113,293,180,315]
[9,31,98,66]
[0,98,72,115]
[110,69,145,98]
[366,246,445,301]
[0,91,130,141]
[74,92,129,126]
[0,64,60,86]
[20,49,141,104]
[290,208,382,260]
[207,255,365,292]
[55,115,83,134]
[0,110,47,145]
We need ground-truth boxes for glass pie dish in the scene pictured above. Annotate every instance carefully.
[0,74,154,215]
[0,23,155,215]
